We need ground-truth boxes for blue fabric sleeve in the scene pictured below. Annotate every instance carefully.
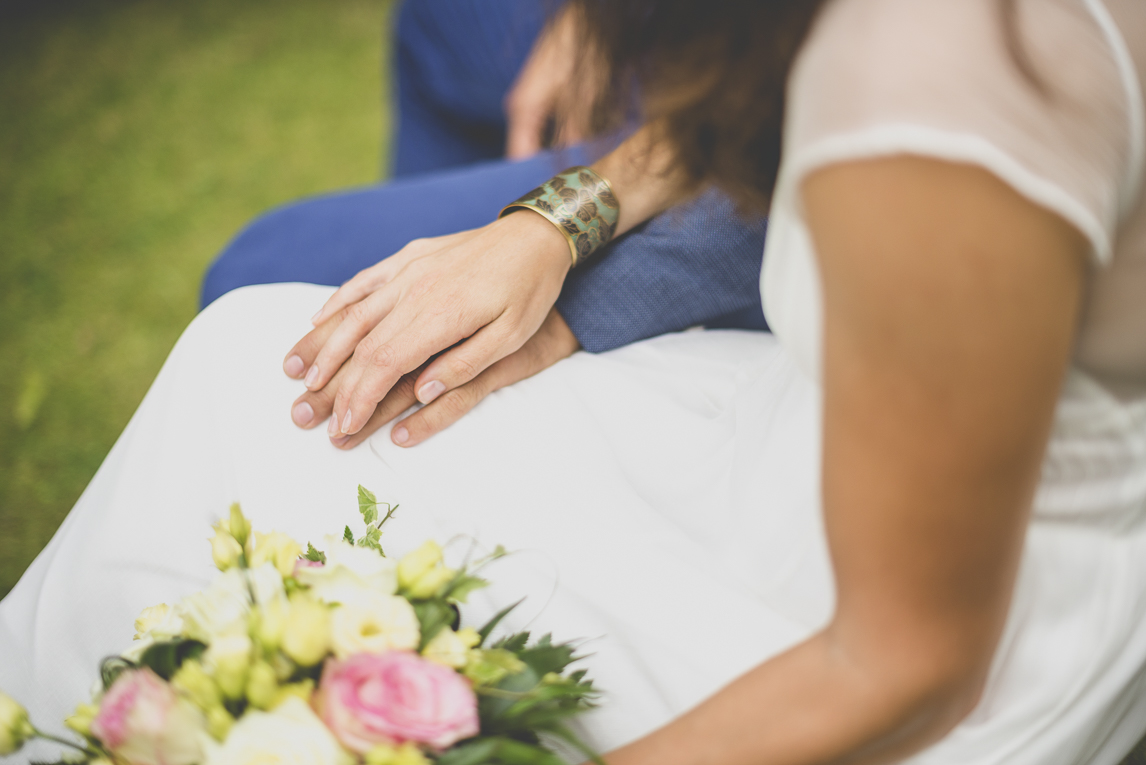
[201,151,769,352]
[557,188,768,352]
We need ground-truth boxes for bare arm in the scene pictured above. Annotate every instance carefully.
[603,157,1087,765]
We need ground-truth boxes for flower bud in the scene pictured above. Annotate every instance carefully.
[252,597,288,653]
[64,701,99,737]
[205,705,234,741]
[0,691,35,756]
[397,541,442,591]
[228,503,252,549]
[404,565,455,600]
[282,594,331,667]
[171,660,222,712]
[422,627,480,669]
[205,632,253,700]
[271,679,315,709]
[245,661,279,711]
[210,526,244,572]
[250,531,303,579]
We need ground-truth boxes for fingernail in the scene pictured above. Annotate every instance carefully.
[284,355,305,378]
[291,401,314,427]
[331,435,349,447]
[327,414,339,437]
[311,309,324,324]
[417,380,445,404]
[304,364,320,389]
[341,409,353,434]
[392,426,409,445]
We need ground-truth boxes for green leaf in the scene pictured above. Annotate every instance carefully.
[478,600,522,646]
[435,738,499,765]
[493,631,530,654]
[358,485,379,525]
[413,600,455,650]
[517,635,577,677]
[343,525,354,545]
[139,639,207,680]
[445,573,489,604]
[304,542,326,564]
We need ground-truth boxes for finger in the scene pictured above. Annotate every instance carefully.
[331,370,422,450]
[333,304,479,436]
[289,360,349,428]
[411,316,528,405]
[391,375,493,447]
[311,263,391,327]
[506,109,547,159]
[283,313,342,379]
[394,311,580,447]
[305,287,402,392]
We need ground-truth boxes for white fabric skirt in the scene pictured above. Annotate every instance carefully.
[2,284,1144,764]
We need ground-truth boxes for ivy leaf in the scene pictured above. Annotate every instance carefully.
[343,525,355,545]
[358,485,379,525]
[304,543,326,564]
[357,526,383,554]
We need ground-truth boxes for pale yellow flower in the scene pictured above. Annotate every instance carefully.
[282,594,332,667]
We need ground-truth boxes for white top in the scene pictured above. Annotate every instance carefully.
[762,0,1146,524]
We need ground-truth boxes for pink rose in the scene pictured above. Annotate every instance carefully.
[317,652,478,752]
[91,668,205,765]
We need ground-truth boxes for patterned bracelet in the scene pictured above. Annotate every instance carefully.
[499,166,620,267]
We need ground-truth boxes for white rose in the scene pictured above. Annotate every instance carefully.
[297,537,397,604]
[179,565,286,643]
[330,591,420,659]
[134,603,185,641]
[202,696,351,765]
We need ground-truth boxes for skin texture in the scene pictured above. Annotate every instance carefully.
[283,122,681,449]
[598,157,1086,765]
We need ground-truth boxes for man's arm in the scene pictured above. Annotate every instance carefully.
[559,186,768,353]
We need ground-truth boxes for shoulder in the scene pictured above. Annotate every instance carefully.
[782,0,1136,262]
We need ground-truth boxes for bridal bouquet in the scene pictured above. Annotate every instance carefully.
[0,487,598,765]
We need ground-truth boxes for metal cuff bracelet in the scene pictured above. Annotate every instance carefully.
[498,166,620,267]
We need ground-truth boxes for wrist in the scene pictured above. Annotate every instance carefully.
[496,209,573,278]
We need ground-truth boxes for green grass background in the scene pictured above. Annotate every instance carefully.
[0,0,395,598]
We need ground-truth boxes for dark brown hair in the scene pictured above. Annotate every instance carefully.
[567,0,1039,212]
[568,0,831,211]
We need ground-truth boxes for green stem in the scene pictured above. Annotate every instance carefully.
[32,727,99,757]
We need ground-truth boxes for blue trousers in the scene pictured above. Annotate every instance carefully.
[201,0,768,352]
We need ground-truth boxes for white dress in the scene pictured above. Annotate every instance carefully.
[2,1,1145,763]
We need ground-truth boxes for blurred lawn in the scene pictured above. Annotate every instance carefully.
[0,0,395,597]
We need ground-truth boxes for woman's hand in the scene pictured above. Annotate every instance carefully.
[287,307,579,449]
[283,210,572,439]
